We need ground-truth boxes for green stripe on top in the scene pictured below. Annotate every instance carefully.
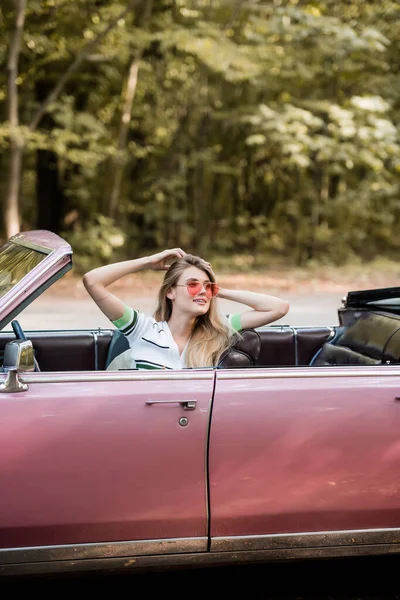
[121,309,138,335]
[229,313,242,332]
[112,305,134,329]
[135,362,164,370]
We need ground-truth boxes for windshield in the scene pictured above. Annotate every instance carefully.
[0,242,46,298]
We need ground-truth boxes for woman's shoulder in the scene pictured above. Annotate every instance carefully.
[222,313,242,333]
[113,305,161,337]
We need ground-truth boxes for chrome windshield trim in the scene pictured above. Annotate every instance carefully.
[10,237,54,254]
[0,537,207,565]
[16,371,215,384]
[211,527,400,552]
[0,254,71,314]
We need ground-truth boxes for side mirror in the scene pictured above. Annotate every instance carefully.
[3,339,35,373]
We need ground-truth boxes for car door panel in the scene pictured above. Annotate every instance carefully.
[0,371,213,551]
[210,367,400,545]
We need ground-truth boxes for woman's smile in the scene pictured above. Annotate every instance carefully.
[193,297,207,306]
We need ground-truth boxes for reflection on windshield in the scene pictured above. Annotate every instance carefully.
[0,242,46,298]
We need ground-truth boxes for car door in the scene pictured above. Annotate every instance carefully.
[209,365,400,553]
[0,369,214,559]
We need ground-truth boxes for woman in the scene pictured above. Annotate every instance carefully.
[83,248,289,370]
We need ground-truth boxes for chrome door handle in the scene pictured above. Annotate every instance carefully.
[146,399,197,411]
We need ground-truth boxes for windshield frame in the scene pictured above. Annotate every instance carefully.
[0,231,73,332]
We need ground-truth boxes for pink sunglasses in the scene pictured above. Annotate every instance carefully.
[176,281,220,298]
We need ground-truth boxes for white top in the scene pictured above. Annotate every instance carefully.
[107,306,242,371]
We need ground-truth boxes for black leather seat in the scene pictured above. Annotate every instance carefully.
[105,329,129,369]
[310,312,400,366]
[217,329,261,368]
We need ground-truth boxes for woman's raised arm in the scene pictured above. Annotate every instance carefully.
[83,248,186,321]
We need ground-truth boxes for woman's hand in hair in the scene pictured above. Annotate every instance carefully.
[148,248,186,271]
[198,258,214,275]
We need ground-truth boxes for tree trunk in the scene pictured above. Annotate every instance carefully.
[28,0,143,132]
[108,0,154,219]
[4,0,142,239]
[36,149,66,233]
[35,81,67,233]
[108,58,140,218]
[5,0,27,238]
[6,140,24,237]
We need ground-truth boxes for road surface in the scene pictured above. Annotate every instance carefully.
[15,290,345,331]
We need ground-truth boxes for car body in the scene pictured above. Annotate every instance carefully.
[1,230,400,577]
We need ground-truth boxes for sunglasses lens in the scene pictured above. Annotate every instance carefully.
[210,283,219,297]
[187,282,202,295]
[204,283,219,298]
[185,282,219,297]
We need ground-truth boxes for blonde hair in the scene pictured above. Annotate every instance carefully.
[154,255,235,368]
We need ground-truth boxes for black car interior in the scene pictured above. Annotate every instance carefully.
[1,304,400,371]
[0,323,334,371]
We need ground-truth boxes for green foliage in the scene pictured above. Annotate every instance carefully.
[1,0,400,266]
[62,215,125,273]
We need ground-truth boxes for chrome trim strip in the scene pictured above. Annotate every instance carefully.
[15,371,214,384]
[6,366,400,384]
[0,537,207,565]
[292,327,298,365]
[92,331,99,370]
[218,366,400,379]
[327,326,336,339]
[0,329,114,335]
[211,527,400,552]
[7,366,400,384]
[1,541,400,577]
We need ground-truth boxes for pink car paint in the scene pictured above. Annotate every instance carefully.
[0,372,213,549]
[210,367,400,544]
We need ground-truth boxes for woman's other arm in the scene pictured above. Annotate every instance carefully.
[217,288,289,329]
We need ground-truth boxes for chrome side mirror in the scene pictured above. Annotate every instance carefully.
[0,340,35,393]
[3,339,35,372]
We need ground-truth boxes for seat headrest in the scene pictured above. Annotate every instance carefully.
[311,311,400,367]
[105,329,129,369]
[336,312,400,361]
[312,343,380,366]
[218,329,261,368]
[384,329,400,363]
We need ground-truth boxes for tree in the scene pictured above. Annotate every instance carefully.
[108,0,154,218]
[3,0,143,238]
[5,0,26,238]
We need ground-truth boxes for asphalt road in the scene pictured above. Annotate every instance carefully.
[15,291,345,330]
[2,555,400,597]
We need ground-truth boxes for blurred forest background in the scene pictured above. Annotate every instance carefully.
[1,0,399,275]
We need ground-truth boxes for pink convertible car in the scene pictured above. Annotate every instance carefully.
[1,230,400,577]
